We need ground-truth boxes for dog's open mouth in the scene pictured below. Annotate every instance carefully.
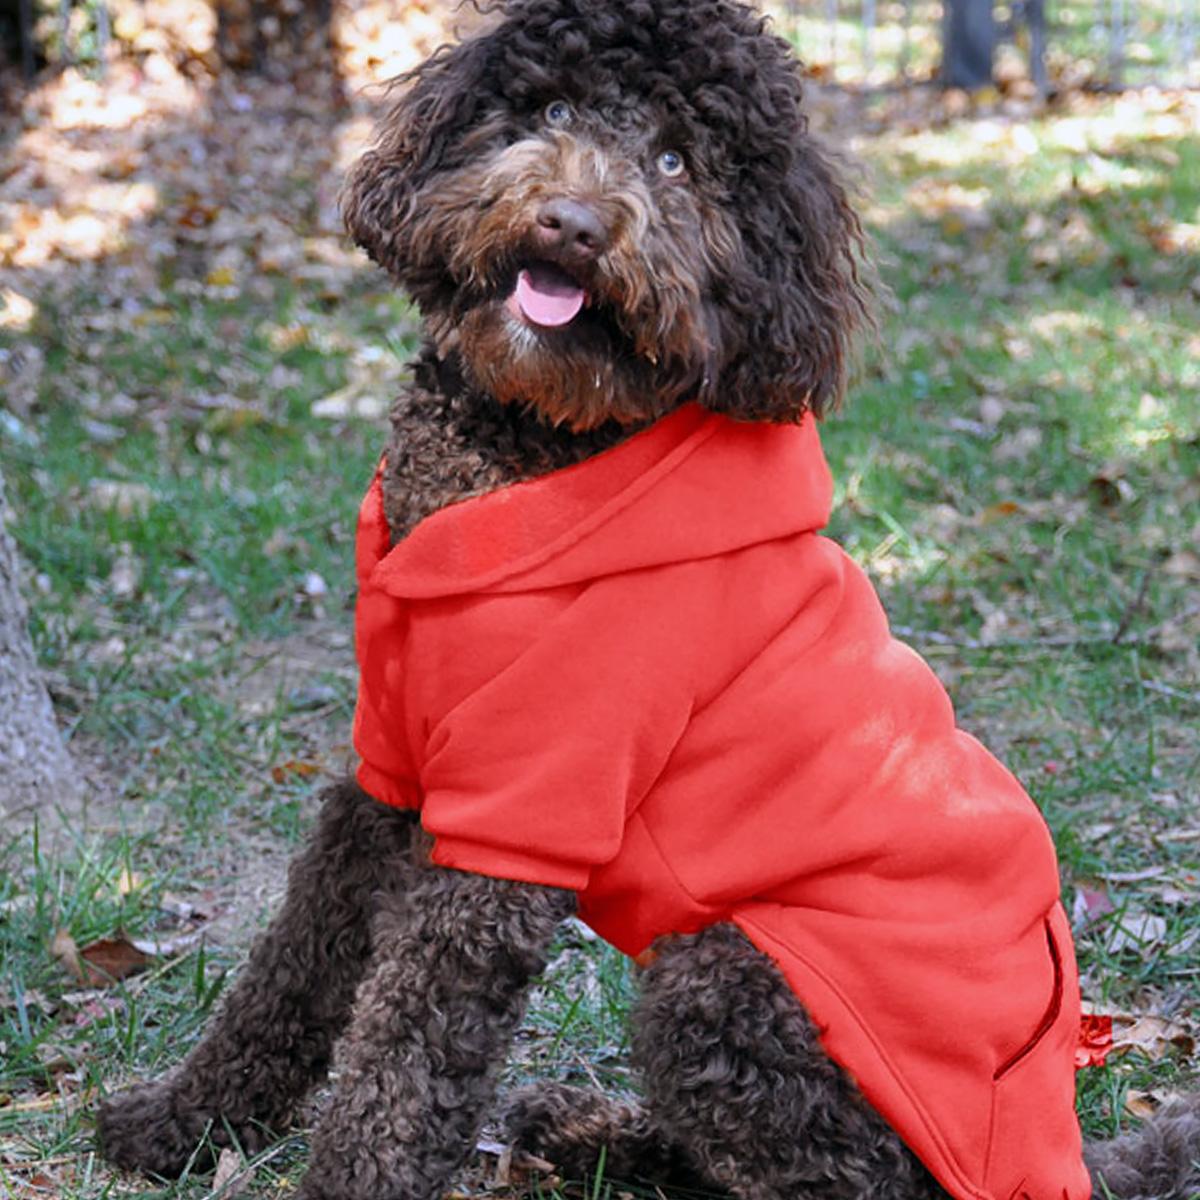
[506,260,588,328]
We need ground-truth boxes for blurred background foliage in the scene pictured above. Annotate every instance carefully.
[0,2,1197,1198]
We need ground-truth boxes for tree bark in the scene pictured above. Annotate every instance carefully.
[0,467,80,820]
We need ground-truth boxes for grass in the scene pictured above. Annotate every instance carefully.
[831,89,1200,1133]
[1,74,1198,1198]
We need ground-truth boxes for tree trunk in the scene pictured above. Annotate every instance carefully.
[941,0,996,89]
[0,468,80,821]
[215,0,341,97]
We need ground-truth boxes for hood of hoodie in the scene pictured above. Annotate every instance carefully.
[363,403,834,599]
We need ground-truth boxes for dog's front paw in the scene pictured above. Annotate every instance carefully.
[503,1083,642,1175]
[504,1083,579,1162]
[96,1081,213,1178]
[504,1084,700,1186]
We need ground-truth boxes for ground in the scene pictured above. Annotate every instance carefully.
[0,31,1198,1200]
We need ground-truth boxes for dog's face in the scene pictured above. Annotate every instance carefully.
[344,0,869,430]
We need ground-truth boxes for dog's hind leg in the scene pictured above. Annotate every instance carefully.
[505,926,941,1200]
[97,779,415,1178]
[633,924,946,1200]
[295,866,573,1200]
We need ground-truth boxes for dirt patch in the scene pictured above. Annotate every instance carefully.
[205,620,360,947]
[5,618,360,952]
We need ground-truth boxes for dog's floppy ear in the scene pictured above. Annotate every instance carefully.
[342,34,495,280]
[711,135,872,423]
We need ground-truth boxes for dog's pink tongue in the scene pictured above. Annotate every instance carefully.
[514,264,586,327]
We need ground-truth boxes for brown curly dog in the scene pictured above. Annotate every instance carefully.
[98,3,1199,1199]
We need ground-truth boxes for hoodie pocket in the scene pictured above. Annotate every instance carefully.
[984,909,1089,1200]
[993,918,1063,1082]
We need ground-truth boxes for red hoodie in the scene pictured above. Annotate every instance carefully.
[352,403,1090,1200]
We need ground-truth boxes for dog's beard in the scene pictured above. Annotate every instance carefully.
[428,283,708,432]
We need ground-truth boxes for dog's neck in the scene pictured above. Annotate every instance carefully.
[380,344,640,544]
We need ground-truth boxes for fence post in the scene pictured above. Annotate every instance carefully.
[1183,0,1197,84]
[899,0,913,80]
[1109,0,1125,86]
[1026,0,1047,95]
[862,0,876,80]
[826,0,839,78]
[18,0,35,77]
[96,1,110,75]
[942,0,996,87]
[58,0,71,63]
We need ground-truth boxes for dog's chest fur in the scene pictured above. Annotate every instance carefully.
[380,346,638,544]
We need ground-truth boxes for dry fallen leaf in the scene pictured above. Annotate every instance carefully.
[0,287,36,329]
[1153,883,1199,906]
[1089,469,1137,508]
[0,986,55,1016]
[979,500,1024,523]
[287,684,339,711]
[474,1138,555,1176]
[271,759,321,785]
[52,929,151,986]
[108,543,143,600]
[6,1169,59,1197]
[158,890,219,923]
[1070,882,1115,930]
[128,927,210,958]
[992,427,1043,462]
[116,868,144,896]
[211,1147,243,1193]
[978,395,1007,427]
[50,928,85,984]
[1103,911,1168,955]
[1102,867,1167,883]
[977,609,1010,646]
[1163,550,1200,580]
[159,891,195,919]
[88,479,155,517]
[491,1143,513,1188]
[66,992,126,1029]
[80,936,152,984]
[1124,1088,1166,1118]
[1109,1013,1196,1061]
[302,571,328,599]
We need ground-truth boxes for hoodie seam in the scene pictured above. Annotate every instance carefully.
[370,412,723,597]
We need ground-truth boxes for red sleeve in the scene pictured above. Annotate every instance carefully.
[418,576,696,891]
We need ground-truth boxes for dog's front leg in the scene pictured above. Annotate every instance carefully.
[98,781,418,1177]
[296,863,573,1200]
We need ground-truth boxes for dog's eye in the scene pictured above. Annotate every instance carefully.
[544,100,573,127]
[657,150,686,179]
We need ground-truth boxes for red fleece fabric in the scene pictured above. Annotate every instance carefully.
[353,404,1091,1200]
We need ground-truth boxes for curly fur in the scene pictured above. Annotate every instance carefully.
[98,781,419,1176]
[1084,1101,1200,1200]
[342,0,870,428]
[633,927,944,1200]
[99,780,573,1200]
[98,3,1200,1199]
[380,346,633,541]
[508,926,945,1200]
[501,1083,693,1185]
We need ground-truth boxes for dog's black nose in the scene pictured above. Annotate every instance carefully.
[535,198,609,262]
